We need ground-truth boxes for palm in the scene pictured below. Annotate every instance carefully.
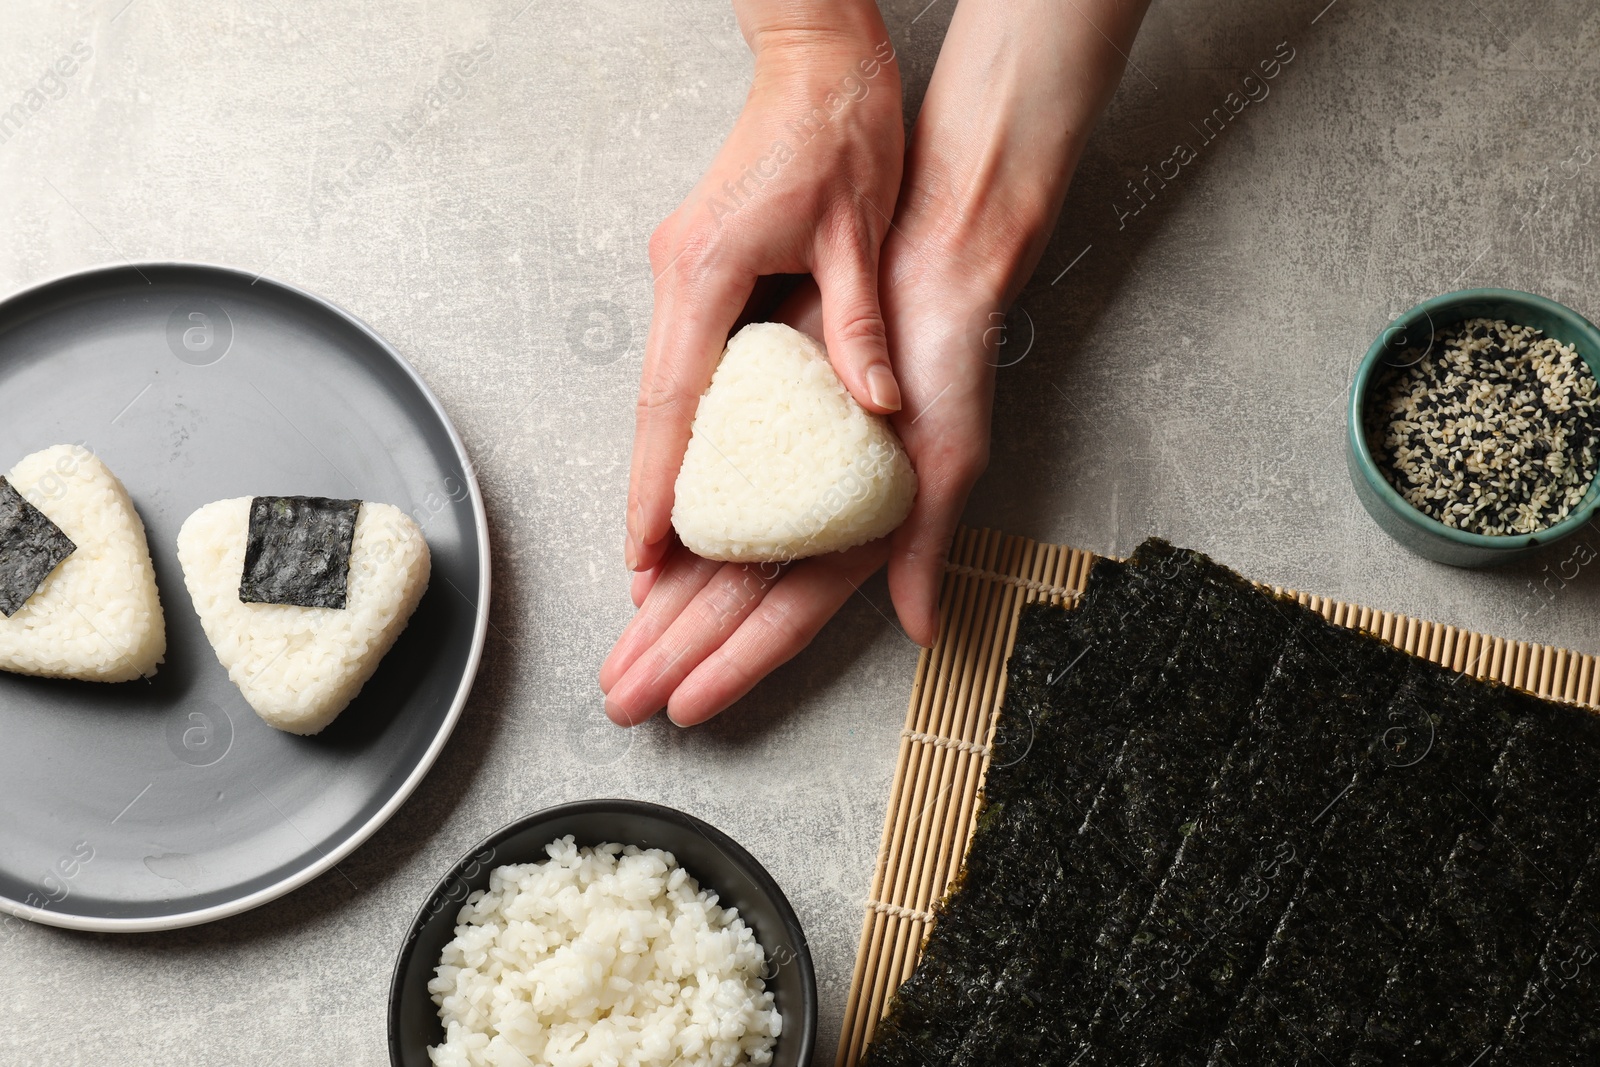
[601,246,998,725]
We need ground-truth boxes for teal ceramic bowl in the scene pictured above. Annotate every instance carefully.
[1347,288,1600,567]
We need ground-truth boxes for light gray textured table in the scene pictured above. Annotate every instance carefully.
[3,0,1598,1063]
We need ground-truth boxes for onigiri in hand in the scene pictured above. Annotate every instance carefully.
[177,496,430,735]
[672,322,917,562]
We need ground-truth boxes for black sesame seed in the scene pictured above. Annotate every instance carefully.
[1365,318,1600,536]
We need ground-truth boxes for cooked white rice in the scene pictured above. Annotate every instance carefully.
[175,497,430,735]
[427,837,782,1067]
[0,445,165,681]
[672,322,917,562]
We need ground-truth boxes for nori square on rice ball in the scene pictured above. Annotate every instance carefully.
[0,475,75,617]
[239,495,361,609]
[862,539,1600,1067]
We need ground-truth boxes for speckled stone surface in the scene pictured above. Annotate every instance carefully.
[2,0,1598,1063]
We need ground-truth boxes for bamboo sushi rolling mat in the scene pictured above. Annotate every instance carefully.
[835,524,1600,1067]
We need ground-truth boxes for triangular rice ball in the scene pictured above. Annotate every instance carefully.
[672,322,918,562]
[0,445,165,682]
[177,497,430,735]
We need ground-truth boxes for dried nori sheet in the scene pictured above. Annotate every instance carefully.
[239,496,361,609]
[1351,698,1600,1064]
[862,539,1600,1067]
[1084,615,1412,1065]
[0,476,75,617]
[866,542,1210,1067]
[1492,841,1600,1061]
[1203,664,1516,1066]
[970,553,1294,1066]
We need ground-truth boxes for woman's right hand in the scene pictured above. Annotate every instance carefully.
[625,1,906,578]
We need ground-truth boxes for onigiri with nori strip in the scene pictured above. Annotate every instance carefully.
[672,322,917,562]
[0,445,166,681]
[177,497,430,735]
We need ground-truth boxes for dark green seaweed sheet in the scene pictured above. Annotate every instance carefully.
[1203,665,1517,1066]
[964,551,1293,1065]
[1491,841,1600,1062]
[866,542,1209,1067]
[1349,698,1600,1064]
[0,476,75,617]
[862,539,1600,1067]
[1081,611,1412,1065]
[239,496,360,609]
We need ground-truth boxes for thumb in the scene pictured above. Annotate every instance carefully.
[813,240,900,414]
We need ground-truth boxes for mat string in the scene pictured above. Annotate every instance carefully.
[941,561,1082,601]
[901,729,989,757]
[864,899,937,925]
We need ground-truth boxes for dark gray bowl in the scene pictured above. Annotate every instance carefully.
[388,800,817,1066]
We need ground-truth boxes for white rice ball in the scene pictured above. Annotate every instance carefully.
[672,322,917,562]
[176,498,430,735]
[427,836,782,1067]
[0,444,165,682]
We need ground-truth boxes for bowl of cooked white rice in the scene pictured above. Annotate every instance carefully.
[389,800,816,1067]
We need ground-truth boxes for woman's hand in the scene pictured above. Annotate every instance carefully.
[625,1,905,577]
[601,234,1002,726]
[604,0,1153,726]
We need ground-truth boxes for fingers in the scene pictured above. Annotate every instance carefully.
[602,560,782,726]
[886,445,986,648]
[668,542,887,725]
[600,543,720,697]
[630,563,661,609]
[885,501,956,649]
[626,256,753,572]
[813,229,900,414]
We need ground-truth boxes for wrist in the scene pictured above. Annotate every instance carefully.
[752,40,900,95]
[895,131,1072,308]
[893,0,1151,303]
[893,80,1081,305]
[737,0,890,55]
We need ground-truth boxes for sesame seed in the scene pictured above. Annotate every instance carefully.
[1365,318,1600,536]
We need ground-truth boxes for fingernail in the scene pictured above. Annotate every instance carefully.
[625,535,639,571]
[867,364,902,412]
[627,501,643,540]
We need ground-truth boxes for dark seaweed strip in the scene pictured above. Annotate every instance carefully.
[866,547,1209,1067]
[0,476,75,617]
[1113,621,1421,1067]
[861,572,1112,1067]
[1205,666,1518,1066]
[993,541,1219,801]
[1083,612,1414,1066]
[1491,841,1600,1063]
[933,550,1244,1067]
[1352,696,1600,1063]
[1059,573,1300,1061]
[239,495,361,609]
[959,551,1290,1065]
[863,797,1066,1067]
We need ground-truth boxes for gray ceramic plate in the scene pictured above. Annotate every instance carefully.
[0,262,489,932]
